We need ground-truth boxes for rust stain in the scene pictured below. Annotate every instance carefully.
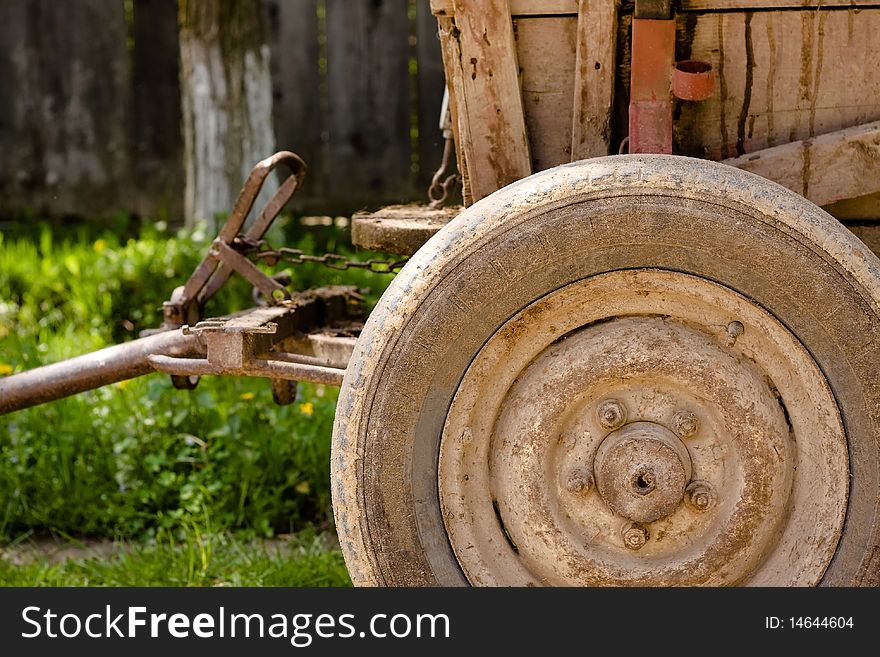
[798,12,815,140]
[716,14,730,158]
[736,12,755,156]
[765,13,777,146]
[802,138,813,199]
[809,11,828,138]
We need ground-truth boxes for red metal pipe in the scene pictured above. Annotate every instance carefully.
[628,18,676,154]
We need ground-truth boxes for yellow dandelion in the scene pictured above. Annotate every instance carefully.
[295,481,311,494]
[93,239,107,253]
[0,363,13,376]
[239,391,255,400]
[298,402,314,417]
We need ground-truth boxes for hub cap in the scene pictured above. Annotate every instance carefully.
[594,421,692,523]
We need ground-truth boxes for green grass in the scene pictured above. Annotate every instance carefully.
[0,530,351,586]
[0,217,391,584]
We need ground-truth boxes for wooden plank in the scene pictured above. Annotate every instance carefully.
[325,0,412,204]
[267,0,324,199]
[571,0,617,159]
[132,0,183,218]
[416,0,449,189]
[447,0,532,201]
[431,0,578,16]
[674,9,880,161]
[0,0,132,218]
[435,0,879,12]
[681,1,879,10]
[723,121,880,206]
[515,17,579,170]
[437,16,474,204]
[351,204,461,255]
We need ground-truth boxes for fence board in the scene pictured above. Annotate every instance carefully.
[133,0,183,217]
[325,0,413,205]
[0,0,458,220]
[0,0,131,217]
[266,0,325,200]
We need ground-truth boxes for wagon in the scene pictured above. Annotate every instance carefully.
[3,0,880,587]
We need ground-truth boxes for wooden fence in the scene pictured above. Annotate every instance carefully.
[0,0,447,220]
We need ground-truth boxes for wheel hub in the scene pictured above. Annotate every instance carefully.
[438,270,848,586]
[594,421,692,524]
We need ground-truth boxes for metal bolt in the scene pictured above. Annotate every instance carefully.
[597,399,627,430]
[671,410,698,438]
[622,523,648,550]
[565,467,593,494]
[686,481,716,511]
[725,321,744,347]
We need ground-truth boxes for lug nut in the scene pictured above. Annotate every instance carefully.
[622,523,648,550]
[598,399,627,430]
[565,467,593,494]
[686,481,716,511]
[725,321,745,347]
[671,410,698,438]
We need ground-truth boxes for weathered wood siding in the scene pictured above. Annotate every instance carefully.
[2,1,878,219]
[0,0,448,219]
[674,9,880,160]
[0,0,181,218]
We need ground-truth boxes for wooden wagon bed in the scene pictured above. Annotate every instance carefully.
[430,0,880,222]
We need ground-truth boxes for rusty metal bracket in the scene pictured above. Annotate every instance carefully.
[0,286,362,416]
[162,151,307,330]
[628,1,714,155]
[150,286,362,390]
[210,240,291,303]
[147,354,345,387]
[628,17,676,154]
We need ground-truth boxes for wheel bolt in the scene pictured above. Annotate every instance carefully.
[671,410,698,438]
[598,399,627,430]
[686,481,716,511]
[565,467,593,494]
[622,523,648,550]
[725,321,744,347]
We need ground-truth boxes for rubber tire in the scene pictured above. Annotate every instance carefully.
[331,155,880,586]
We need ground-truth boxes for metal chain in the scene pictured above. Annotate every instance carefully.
[426,88,460,209]
[427,136,459,209]
[236,237,409,275]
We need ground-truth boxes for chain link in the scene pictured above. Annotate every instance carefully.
[427,136,459,209]
[236,237,410,275]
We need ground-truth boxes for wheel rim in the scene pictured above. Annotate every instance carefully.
[439,269,848,586]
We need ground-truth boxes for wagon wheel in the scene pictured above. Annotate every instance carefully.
[331,156,880,586]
